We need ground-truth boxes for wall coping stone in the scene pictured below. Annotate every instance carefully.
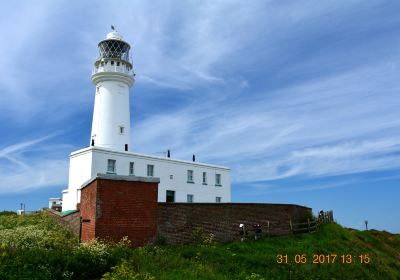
[158,202,311,209]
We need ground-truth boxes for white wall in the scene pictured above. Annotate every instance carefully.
[62,147,231,211]
[62,148,93,211]
[90,80,131,151]
[48,198,62,209]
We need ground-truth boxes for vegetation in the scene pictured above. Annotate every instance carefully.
[0,211,399,279]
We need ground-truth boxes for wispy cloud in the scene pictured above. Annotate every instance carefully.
[1,1,400,196]
[0,135,69,193]
[132,57,400,183]
[0,134,57,158]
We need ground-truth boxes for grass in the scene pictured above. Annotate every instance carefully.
[0,211,399,280]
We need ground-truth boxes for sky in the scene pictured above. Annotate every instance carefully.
[0,1,399,233]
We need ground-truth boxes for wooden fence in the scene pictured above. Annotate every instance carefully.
[239,210,334,241]
[291,210,334,234]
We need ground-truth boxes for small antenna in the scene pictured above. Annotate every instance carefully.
[111,25,115,31]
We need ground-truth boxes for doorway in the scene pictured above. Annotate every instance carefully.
[166,190,175,203]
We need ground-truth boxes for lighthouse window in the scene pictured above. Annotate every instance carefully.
[202,172,207,185]
[187,194,194,203]
[119,126,125,134]
[107,159,116,174]
[147,164,154,177]
[187,170,194,183]
[215,174,222,186]
[129,162,134,175]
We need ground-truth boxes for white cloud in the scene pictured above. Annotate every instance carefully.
[0,135,69,193]
[132,59,400,183]
[0,1,399,194]
[0,159,68,194]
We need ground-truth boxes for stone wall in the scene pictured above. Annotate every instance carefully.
[157,203,311,244]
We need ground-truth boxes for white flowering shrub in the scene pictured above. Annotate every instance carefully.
[0,213,77,249]
[77,239,112,267]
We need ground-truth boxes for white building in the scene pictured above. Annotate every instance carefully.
[48,198,62,209]
[61,29,231,212]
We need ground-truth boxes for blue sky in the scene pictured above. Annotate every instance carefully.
[0,1,399,233]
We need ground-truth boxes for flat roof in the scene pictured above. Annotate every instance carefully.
[71,146,230,170]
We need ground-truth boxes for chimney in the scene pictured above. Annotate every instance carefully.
[167,150,171,158]
[192,154,196,162]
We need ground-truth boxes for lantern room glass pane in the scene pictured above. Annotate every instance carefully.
[98,39,130,62]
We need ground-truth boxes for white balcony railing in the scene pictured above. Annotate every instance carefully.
[92,65,134,76]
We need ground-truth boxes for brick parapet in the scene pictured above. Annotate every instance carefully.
[157,203,311,244]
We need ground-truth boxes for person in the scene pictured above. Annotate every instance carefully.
[239,224,247,241]
[319,210,324,220]
[253,223,262,240]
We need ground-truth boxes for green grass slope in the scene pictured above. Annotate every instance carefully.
[0,211,399,280]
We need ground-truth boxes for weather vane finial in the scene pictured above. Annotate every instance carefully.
[111,25,115,31]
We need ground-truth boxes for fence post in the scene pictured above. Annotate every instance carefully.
[79,217,82,244]
[79,217,91,244]
[267,220,270,238]
[308,218,310,233]
[289,219,293,233]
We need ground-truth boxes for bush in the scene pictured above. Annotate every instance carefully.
[102,259,155,280]
[191,227,216,246]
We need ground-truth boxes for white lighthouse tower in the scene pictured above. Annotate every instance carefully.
[90,29,134,152]
[61,29,231,213]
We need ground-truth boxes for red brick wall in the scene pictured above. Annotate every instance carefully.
[80,177,159,246]
[80,180,97,241]
[46,208,81,235]
[49,176,312,247]
[157,203,312,244]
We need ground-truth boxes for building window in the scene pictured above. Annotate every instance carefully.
[129,162,134,176]
[187,194,194,203]
[147,164,154,177]
[170,175,173,180]
[166,190,175,203]
[117,61,120,66]
[187,170,194,183]
[107,159,116,173]
[215,174,221,186]
[202,172,207,185]
[216,197,222,203]
[111,61,114,66]
[119,126,125,134]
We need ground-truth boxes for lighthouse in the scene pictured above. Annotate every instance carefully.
[90,30,134,151]
[61,29,231,213]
